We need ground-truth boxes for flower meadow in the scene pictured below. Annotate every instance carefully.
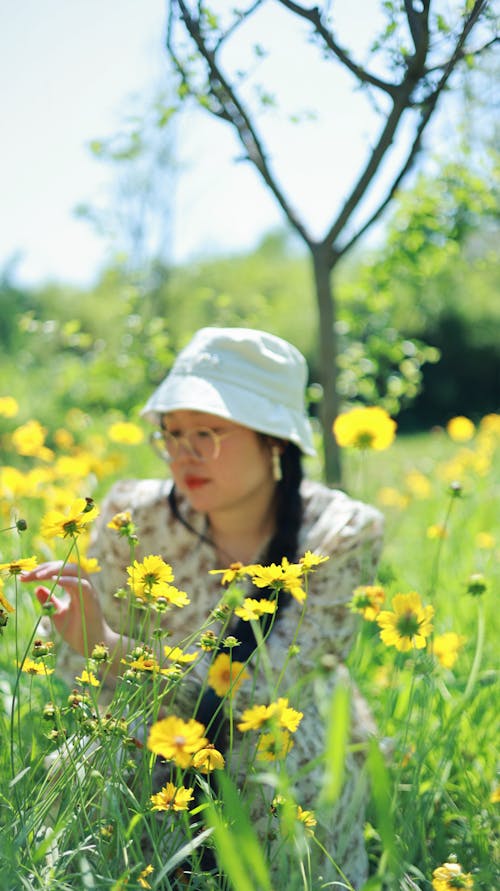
[0,402,499,891]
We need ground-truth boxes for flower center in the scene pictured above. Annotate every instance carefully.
[355,431,375,448]
[396,609,420,638]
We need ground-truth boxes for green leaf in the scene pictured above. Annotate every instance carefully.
[318,675,350,805]
[205,772,273,890]
[367,739,399,875]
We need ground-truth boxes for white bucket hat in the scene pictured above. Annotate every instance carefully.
[141,327,316,456]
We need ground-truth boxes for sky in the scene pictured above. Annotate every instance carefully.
[1,0,467,288]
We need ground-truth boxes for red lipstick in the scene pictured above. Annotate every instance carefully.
[184,475,210,490]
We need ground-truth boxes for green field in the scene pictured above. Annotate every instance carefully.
[1,410,499,890]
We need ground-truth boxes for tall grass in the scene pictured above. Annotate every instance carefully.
[0,411,499,890]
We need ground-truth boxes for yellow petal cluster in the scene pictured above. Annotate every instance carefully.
[150,782,194,812]
[432,861,474,890]
[377,592,434,652]
[126,556,190,608]
[432,632,466,669]
[40,498,99,539]
[147,716,208,769]
[207,653,249,697]
[333,406,396,450]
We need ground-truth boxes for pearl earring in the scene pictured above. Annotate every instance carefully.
[271,445,282,482]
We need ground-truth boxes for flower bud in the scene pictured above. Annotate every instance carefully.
[467,573,488,597]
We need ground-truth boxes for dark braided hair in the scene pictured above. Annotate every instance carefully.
[167,441,304,747]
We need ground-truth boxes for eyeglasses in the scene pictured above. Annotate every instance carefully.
[150,426,238,463]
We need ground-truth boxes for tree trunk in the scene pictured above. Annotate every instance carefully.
[311,244,341,485]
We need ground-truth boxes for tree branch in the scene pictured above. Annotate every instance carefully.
[404,0,430,52]
[276,0,398,96]
[213,1,265,52]
[331,0,490,260]
[170,0,314,246]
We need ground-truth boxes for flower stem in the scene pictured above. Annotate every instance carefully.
[463,597,485,700]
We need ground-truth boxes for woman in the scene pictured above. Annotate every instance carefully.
[22,326,383,886]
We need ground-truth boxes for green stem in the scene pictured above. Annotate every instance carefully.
[427,491,458,599]
[463,597,485,700]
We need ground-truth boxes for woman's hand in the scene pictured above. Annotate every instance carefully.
[21,561,111,658]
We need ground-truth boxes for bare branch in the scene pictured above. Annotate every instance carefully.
[331,0,490,259]
[213,1,265,52]
[276,0,398,96]
[171,0,314,246]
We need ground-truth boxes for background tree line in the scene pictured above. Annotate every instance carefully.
[2,145,498,444]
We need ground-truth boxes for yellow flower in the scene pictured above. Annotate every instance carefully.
[161,585,190,608]
[78,555,102,574]
[333,406,396,450]
[192,744,225,772]
[433,632,466,669]
[377,592,434,652]
[376,486,409,509]
[0,396,19,418]
[147,716,208,768]
[250,558,307,604]
[53,428,74,450]
[237,698,302,733]
[427,524,448,540]
[479,413,500,436]
[19,657,54,676]
[75,669,100,687]
[123,654,174,676]
[257,729,294,761]
[0,466,29,498]
[108,421,144,445]
[40,498,100,539]
[272,697,303,733]
[490,785,500,804]
[54,454,93,480]
[127,556,189,607]
[0,579,15,613]
[432,860,474,890]
[126,554,173,594]
[237,704,274,732]
[163,645,199,664]
[138,864,154,889]
[475,531,495,550]
[209,561,252,585]
[234,597,277,621]
[0,556,38,576]
[349,585,385,621]
[299,551,329,571]
[107,511,134,532]
[150,781,194,812]
[207,653,249,697]
[11,419,54,460]
[446,416,475,443]
[296,805,317,830]
[405,469,432,499]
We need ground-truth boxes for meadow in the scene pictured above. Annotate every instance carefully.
[0,402,498,891]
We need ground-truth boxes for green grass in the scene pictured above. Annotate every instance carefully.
[1,415,499,890]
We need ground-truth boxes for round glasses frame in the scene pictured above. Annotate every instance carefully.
[150,426,237,463]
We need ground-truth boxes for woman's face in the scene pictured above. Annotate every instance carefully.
[160,410,275,518]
